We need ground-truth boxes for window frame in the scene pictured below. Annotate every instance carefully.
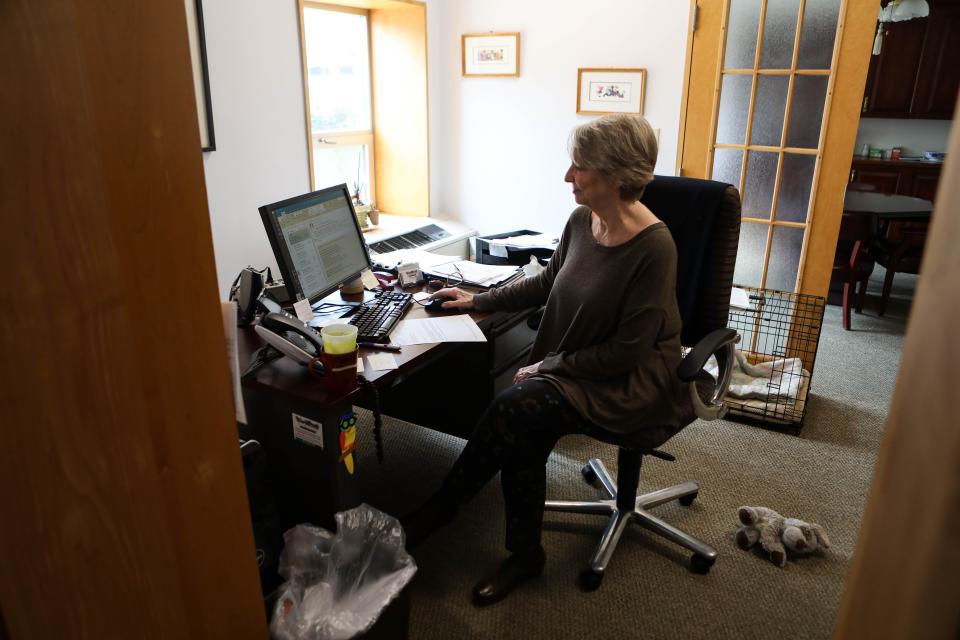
[298,1,377,205]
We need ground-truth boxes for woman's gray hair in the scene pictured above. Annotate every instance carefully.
[568,114,658,201]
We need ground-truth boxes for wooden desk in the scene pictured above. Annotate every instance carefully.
[238,296,537,529]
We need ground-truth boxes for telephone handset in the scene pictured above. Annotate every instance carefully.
[254,312,325,373]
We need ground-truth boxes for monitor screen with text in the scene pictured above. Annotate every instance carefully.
[259,184,371,304]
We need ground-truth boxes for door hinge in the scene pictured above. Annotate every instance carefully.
[862,96,869,113]
[692,2,699,33]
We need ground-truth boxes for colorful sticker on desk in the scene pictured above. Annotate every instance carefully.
[338,412,358,474]
[292,413,324,449]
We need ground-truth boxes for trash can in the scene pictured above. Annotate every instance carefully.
[269,505,417,640]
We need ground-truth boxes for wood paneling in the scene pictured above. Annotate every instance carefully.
[370,3,430,216]
[850,158,942,197]
[678,0,725,177]
[863,0,960,119]
[0,1,266,637]
[863,17,928,116]
[833,102,960,640]
[912,2,960,119]
[798,0,877,298]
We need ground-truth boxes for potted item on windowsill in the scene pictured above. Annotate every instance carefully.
[352,185,372,229]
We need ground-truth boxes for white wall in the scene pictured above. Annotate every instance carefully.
[202,0,310,297]
[429,0,691,237]
[854,117,952,158]
[200,0,691,294]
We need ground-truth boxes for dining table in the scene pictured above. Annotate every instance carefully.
[843,190,934,221]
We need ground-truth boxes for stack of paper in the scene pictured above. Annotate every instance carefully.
[486,233,558,258]
[423,260,520,288]
[371,248,457,270]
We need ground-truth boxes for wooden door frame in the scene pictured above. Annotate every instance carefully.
[676,0,877,298]
[833,100,960,640]
[0,1,266,636]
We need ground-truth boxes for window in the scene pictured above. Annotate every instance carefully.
[301,4,375,206]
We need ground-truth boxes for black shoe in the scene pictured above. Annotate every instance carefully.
[400,499,457,549]
[471,547,546,607]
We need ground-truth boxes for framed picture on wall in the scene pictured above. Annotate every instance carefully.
[184,0,216,151]
[462,33,520,77]
[576,68,646,116]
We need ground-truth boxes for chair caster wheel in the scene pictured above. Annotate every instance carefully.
[679,491,698,506]
[581,463,597,484]
[579,568,603,591]
[691,553,715,574]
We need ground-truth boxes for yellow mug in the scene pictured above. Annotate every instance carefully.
[321,323,358,354]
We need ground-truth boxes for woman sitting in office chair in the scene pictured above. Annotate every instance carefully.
[403,114,687,606]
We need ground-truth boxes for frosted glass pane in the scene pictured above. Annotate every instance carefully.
[766,225,804,291]
[786,75,829,149]
[750,75,790,146]
[734,222,769,289]
[716,75,753,145]
[712,148,744,189]
[760,0,801,69]
[776,154,816,222]
[742,151,779,219]
[724,0,762,68]
[797,0,841,69]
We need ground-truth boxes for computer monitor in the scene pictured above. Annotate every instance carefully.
[259,184,372,305]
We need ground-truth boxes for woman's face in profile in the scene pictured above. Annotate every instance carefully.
[564,163,617,209]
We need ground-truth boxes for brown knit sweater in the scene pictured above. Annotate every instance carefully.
[473,206,689,444]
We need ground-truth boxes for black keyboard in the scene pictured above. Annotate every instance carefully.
[347,291,413,342]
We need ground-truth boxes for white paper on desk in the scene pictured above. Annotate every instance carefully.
[221,301,247,424]
[372,248,458,270]
[424,260,520,288]
[367,353,399,371]
[487,233,558,249]
[489,243,509,258]
[390,316,487,345]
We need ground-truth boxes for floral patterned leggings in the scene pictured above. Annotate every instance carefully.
[436,379,603,554]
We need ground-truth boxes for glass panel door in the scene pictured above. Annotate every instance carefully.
[709,0,841,292]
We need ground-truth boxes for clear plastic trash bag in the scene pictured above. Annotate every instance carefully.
[270,504,417,640]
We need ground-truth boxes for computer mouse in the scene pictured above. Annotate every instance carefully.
[425,295,458,312]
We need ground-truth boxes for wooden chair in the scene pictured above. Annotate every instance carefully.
[874,220,929,316]
[832,213,876,330]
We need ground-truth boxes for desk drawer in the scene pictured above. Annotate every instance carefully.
[491,312,537,371]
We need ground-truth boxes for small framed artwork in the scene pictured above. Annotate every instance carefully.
[576,68,646,116]
[462,33,520,77]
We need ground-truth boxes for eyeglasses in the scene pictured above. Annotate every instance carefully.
[424,264,464,292]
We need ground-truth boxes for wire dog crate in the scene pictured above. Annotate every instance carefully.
[724,287,825,432]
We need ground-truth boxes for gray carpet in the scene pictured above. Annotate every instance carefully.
[352,268,915,640]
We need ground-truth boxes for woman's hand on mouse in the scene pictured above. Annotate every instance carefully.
[432,287,474,310]
[513,361,542,384]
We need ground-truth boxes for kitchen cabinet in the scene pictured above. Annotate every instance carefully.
[862,0,960,120]
[849,158,943,199]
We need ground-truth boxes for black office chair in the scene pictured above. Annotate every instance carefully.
[544,176,741,590]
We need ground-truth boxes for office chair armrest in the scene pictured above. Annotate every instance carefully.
[679,328,739,421]
[678,329,739,382]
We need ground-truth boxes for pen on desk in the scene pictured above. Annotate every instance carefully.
[358,342,402,352]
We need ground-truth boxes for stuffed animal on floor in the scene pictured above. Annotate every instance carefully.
[736,506,831,567]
